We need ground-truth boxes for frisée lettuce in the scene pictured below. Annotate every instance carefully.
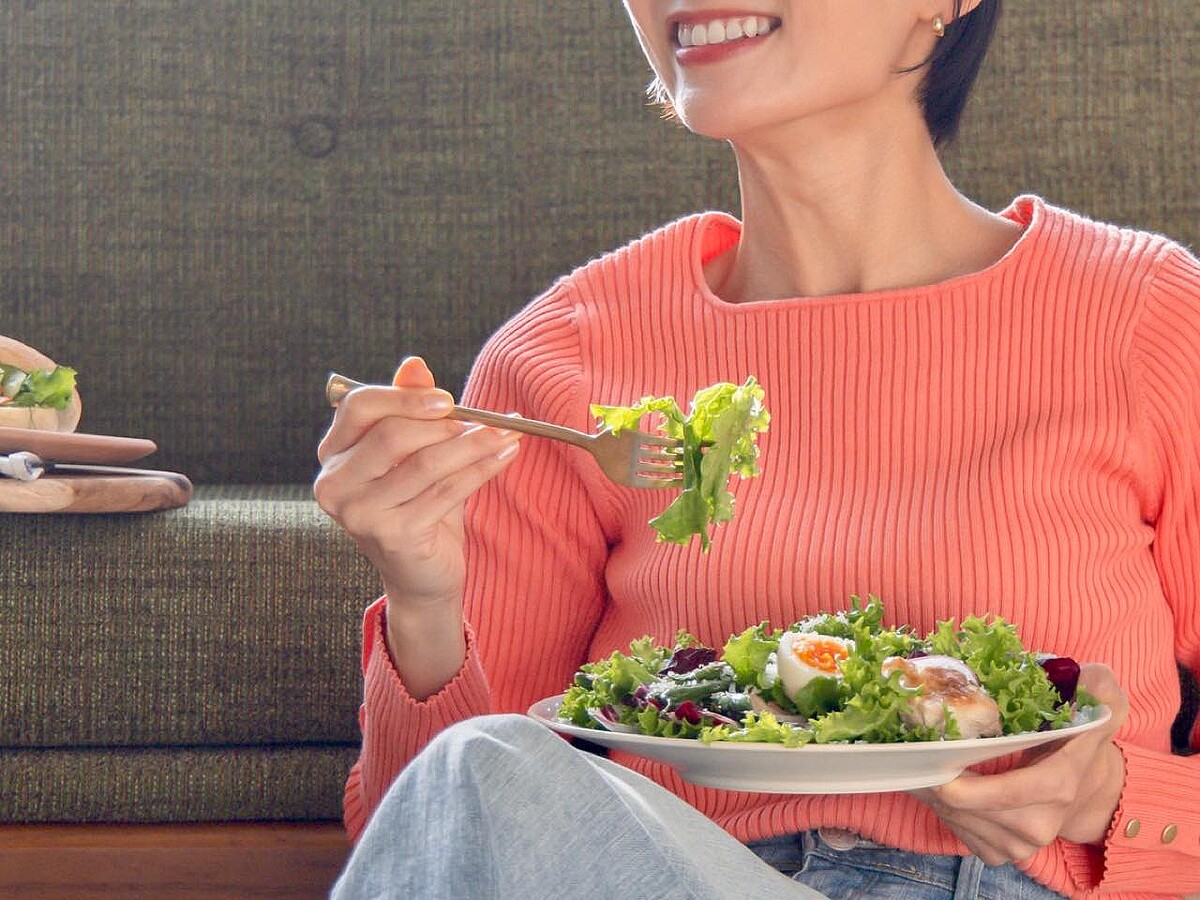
[590,376,770,551]
[558,596,1091,746]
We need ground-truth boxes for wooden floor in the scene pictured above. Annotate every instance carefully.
[0,822,351,899]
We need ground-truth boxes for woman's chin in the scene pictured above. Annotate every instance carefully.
[672,101,780,146]
[674,115,739,145]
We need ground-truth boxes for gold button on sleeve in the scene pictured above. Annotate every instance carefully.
[1124,819,1141,838]
[1161,824,1178,844]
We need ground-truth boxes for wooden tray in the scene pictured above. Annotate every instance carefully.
[0,472,192,513]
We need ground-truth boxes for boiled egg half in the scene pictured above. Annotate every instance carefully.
[776,631,853,697]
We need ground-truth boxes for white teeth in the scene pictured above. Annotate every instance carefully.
[677,15,777,48]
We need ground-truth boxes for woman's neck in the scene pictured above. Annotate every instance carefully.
[706,114,1023,303]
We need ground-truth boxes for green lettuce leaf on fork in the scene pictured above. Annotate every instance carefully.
[590,376,770,551]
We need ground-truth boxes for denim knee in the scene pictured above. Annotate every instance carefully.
[404,713,567,786]
[433,713,559,756]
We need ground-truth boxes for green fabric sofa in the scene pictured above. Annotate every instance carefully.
[1,0,1197,837]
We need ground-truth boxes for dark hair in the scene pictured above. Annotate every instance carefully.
[646,1,1003,150]
[919,0,1003,147]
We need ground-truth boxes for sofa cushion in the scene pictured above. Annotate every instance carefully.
[1,486,376,750]
[0,745,357,823]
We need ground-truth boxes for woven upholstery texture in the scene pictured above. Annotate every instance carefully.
[0,488,372,749]
[0,0,1196,825]
[1,745,359,823]
[0,487,377,822]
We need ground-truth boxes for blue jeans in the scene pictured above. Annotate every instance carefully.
[331,714,1064,900]
[749,830,1066,899]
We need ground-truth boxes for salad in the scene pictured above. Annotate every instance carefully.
[558,596,1096,746]
[591,376,770,550]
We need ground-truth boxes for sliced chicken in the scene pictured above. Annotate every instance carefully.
[881,655,1002,739]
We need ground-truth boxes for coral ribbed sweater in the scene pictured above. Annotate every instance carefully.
[344,197,1200,898]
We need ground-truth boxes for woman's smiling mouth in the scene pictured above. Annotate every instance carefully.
[675,15,780,48]
[671,12,782,64]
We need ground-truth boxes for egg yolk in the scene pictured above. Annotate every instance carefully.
[791,637,849,673]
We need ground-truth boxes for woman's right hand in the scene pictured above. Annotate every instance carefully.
[313,356,521,694]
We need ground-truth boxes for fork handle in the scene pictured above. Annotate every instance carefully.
[446,406,593,446]
[325,373,593,447]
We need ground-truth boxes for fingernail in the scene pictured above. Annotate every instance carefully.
[496,441,520,461]
[393,356,433,386]
[424,392,453,412]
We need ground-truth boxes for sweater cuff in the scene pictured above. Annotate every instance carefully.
[1097,739,1200,893]
[362,596,491,721]
[355,598,491,822]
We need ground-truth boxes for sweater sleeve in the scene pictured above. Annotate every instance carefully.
[342,599,491,841]
[457,281,613,724]
[343,281,611,842]
[1099,245,1200,893]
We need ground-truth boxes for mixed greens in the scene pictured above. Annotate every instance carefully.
[558,596,1095,746]
[591,376,770,550]
[0,363,77,410]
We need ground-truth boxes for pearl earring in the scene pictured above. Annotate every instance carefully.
[932,14,946,38]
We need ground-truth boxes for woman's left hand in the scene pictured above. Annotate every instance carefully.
[911,663,1130,866]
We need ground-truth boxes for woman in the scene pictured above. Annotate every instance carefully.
[316,1,1200,897]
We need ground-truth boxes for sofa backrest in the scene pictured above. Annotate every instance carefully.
[3,2,1196,484]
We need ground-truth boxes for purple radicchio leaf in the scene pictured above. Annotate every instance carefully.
[1039,656,1080,705]
[660,645,719,676]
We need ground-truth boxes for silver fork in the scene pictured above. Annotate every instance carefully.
[325,373,683,490]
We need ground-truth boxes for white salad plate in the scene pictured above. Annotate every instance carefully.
[528,694,1111,794]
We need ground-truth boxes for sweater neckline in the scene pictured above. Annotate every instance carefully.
[691,194,1045,311]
